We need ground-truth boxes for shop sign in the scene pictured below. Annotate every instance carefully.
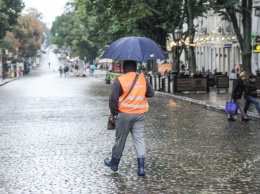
[216,76,229,88]
[253,44,260,53]
[176,77,207,92]
[224,44,232,48]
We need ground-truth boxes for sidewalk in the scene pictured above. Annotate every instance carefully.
[96,71,260,120]
[157,85,260,121]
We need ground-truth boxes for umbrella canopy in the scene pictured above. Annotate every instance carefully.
[100,36,166,61]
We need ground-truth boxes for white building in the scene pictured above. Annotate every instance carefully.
[169,1,260,76]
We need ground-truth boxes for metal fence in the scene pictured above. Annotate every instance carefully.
[147,73,230,93]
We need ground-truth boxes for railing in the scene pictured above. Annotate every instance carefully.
[147,73,229,93]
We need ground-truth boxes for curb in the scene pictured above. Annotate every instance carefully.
[0,78,21,87]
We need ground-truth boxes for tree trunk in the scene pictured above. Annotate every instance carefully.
[188,0,196,74]
[227,0,252,75]
[241,0,252,74]
[188,45,196,74]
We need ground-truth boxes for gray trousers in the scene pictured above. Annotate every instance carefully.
[234,99,246,117]
[112,113,146,159]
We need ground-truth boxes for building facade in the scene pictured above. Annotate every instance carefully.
[166,1,260,77]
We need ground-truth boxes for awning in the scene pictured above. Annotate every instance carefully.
[98,58,113,63]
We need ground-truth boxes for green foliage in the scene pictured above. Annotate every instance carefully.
[1,13,45,58]
[73,0,169,52]
[12,15,44,57]
[71,0,209,72]
[210,0,252,73]
[106,72,120,81]
[0,0,24,39]
[51,12,98,61]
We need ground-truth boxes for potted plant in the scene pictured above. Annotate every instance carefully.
[105,74,111,84]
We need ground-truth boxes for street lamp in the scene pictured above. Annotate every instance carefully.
[174,28,183,73]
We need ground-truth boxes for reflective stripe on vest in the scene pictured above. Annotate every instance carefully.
[119,95,146,102]
[118,72,149,114]
[120,102,149,109]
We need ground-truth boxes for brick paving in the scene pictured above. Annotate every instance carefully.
[0,52,260,193]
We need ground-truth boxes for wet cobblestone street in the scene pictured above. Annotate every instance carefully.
[0,53,260,193]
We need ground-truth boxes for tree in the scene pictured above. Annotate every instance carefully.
[184,0,209,74]
[51,12,98,61]
[142,0,208,73]
[25,7,44,21]
[0,0,24,39]
[72,0,210,74]
[25,7,50,46]
[1,31,20,55]
[12,15,44,58]
[72,0,159,54]
[210,0,253,74]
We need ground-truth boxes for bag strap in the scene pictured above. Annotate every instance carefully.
[121,73,139,103]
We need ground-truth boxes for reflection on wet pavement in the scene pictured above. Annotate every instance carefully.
[0,52,260,193]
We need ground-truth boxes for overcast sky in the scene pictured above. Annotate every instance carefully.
[22,0,69,27]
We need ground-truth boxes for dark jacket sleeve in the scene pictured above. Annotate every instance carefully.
[145,78,154,98]
[231,79,238,99]
[244,81,257,98]
[231,78,245,100]
[109,79,123,116]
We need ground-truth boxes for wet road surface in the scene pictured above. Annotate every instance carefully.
[0,52,260,193]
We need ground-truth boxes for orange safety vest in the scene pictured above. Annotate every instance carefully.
[118,72,149,114]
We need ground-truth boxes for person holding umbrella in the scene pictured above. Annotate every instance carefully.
[102,36,165,176]
[104,60,154,176]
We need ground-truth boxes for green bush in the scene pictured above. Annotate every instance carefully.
[106,73,121,80]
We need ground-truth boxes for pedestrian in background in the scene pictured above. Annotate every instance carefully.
[244,74,260,117]
[229,71,250,121]
[64,65,69,77]
[89,64,96,76]
[58,66,63,77]
[104,60,154,176]
[18,67,24,77]
[48,62,50,69]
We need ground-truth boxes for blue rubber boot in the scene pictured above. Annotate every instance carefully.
[137,158,145,176]
[104,157,120,172]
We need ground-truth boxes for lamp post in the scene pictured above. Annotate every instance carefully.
[174,28,183,74]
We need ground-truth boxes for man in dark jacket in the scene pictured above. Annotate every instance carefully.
[229,71,250,121]
[244,74,260,116]
[104,60,154,176]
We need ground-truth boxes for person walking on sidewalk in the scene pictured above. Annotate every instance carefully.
[89,64,96,76]
[228,71,250,121]
[244,74,260,117]
[64,65,69,77]
[18,67,24,77]
[104,60,154,176]
[58,66,63,77]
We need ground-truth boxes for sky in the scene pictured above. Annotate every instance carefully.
[22,0,69,27]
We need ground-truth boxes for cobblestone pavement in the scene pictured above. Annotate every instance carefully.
[0,52,260,194]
